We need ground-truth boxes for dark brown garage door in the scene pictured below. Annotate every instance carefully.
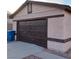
[17,19,47,48]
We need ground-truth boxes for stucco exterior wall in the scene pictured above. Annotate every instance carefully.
[64,41,71,52]
[47,12,71,53]
[13,22,17,31]
[47,17,64,39]
[7,19,13,30]
[13,10,64,21]
[12,21,17,40]
[47,16,64,52]
[32,3,62,13]
[13,3,63,20]
[7,23,12,30]
[63,11,71,39]
[63,11,71,52]
[48,41,71,52]
[14,6,28,19]
[47,13,71,39]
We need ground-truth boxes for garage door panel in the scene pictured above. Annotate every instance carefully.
[17,19,47,48]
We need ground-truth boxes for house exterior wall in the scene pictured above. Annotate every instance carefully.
[7,12,13,30]
[47,17,65,52]
[63,11,71,39]
[7,23,12,30]
[14,6,28,19]
[47,11,71,53]
[64,41,71,52]
[13,22,17,31]
[32,3,62,13]
[7,19,13,30]
[47,17,64,39]
[13,3,63,19]
[63,11,71,52]
[12,21,17,40]
[48,41,71,52]
[48,41,65,52]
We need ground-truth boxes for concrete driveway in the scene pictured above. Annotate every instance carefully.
[7,41,68,59]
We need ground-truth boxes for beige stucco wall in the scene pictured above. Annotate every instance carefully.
[7,23,12,30]
[63,11,71,52]
[32,3,62,13]
[47,11,71,53]
[13,22,17,31]
[47,12,71,39]
[47,17,65,52]
[14,6,28,19]
[12,21,17,40]
[7,19,13,30]
[48,41,71,52]
[13,3,63,20]
[47,17,64,39]
[63,11,71,39]
[64,41,71,52]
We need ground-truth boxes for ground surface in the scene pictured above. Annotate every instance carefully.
[7,41,69,59]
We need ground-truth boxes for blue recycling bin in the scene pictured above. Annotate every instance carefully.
[7,30,15,42]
